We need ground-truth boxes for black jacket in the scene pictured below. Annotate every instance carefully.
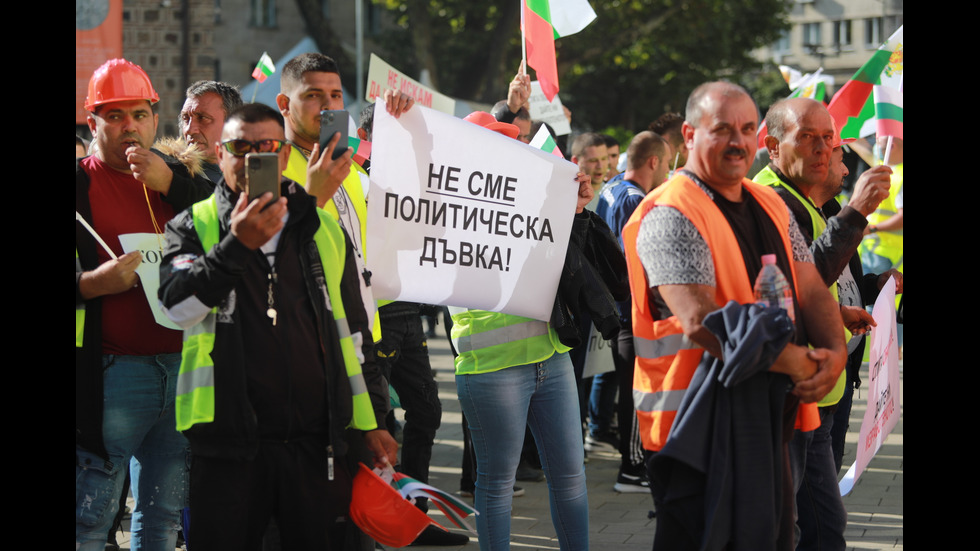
[75,154,214,459]
[551,210,630,347]
[157,180,389,460]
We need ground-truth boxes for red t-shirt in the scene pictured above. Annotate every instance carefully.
[83,156,182,355]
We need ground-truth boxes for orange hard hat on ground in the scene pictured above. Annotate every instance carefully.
[85,58,160,112]
[349,463,445,548]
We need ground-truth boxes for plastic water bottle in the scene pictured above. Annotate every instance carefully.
[753,254,795,324]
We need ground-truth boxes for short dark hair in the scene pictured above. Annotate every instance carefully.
[571,132,605,158]
[225,103,285,130]
[281,53,340,94]
[627,131,669,170]
[186,81,243,115]
[685,81,754,128]
[181,81,243,132]
[649,112,683,137]
[600,134,619,150]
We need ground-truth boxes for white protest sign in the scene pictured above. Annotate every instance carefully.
[528,81,571,136]
[366,54,456,115]
[582,324,615,378]
[839,277,900,496]
[117,233,180,331]
[367,102,580,321]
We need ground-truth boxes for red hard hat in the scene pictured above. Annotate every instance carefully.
[349,463,445,548]
[85,58,159,112]
[463,111,520,140]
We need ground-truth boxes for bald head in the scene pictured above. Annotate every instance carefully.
[763,97,835,192]
[685,82,755,129]
[682,82,759,194]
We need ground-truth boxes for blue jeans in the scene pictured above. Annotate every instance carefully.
[587,371,617,436]
[457,352,588,551]
[789,406,847,551]
[75,353,190,551]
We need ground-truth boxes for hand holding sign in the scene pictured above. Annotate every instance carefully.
[383,88,415,119]
[78,250,142,299]
[575,172,592,213]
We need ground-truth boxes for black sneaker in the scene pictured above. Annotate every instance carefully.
[516,460,545,482]
[614,469,650,493]
[410,525,470,546]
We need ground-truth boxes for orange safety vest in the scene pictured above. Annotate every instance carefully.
[622,173,819,452]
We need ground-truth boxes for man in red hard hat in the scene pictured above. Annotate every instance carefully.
[75,58,213,550]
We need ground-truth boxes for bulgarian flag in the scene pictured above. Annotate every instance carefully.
[757,68,830,148]
[530,124,563,157]
[873,85,903,140]
[251,52,275,83]
[828,26,903,140]
[522,0,597,102]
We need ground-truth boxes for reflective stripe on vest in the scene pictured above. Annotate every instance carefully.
[623,174,817,452]
[176,195,377,432]
[284,147,382,340]
[76,250,85,348]
[450,309,567,375]
[860,164,903,271]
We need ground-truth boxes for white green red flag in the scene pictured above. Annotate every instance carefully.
[522,0,597,102]
[529,124,563,157]
[873,85,903,140]
[828,26,903,140]
[757,68,830,148]
[251,52,275,83]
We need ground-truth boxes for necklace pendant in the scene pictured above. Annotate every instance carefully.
[267,307,278,326]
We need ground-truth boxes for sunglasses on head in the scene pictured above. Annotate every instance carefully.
[220,139,286,157]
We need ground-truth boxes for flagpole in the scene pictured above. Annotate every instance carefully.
[520,0,527,72]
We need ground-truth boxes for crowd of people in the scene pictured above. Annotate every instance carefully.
[76,50,903,551]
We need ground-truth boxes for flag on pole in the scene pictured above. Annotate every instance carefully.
[523,0,597,102]
[828,26,903,140]
[529,124,563,157]
[251,52,275,83]
[873,85,903,140]
[757,68,830,148]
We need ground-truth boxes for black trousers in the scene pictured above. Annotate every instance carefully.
[189,439,352,551]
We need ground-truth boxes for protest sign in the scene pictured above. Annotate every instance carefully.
[118,233,180,330]
[839,277,901,496]
[582,324,615,378]
[367,102,581,321]
[366,54,456,115]
[528,81,571,136]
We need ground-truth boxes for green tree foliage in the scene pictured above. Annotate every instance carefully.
[371,0,790,131]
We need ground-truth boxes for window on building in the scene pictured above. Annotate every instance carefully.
[884,15,903,38]
[833,20,852,50]
[865,17,883,49]
[251,0,276,28]
[772,29,791,56]
[802,22,822,49]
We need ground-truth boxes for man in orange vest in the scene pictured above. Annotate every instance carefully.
[622,82,847,550]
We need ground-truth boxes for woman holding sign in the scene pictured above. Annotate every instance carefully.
[452,111,596,551]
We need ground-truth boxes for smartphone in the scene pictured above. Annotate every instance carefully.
[319,109,350,161]
[245,152,281,205]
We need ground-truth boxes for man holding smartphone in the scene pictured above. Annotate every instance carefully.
[159,102,397,549]
[276,53,414,253]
